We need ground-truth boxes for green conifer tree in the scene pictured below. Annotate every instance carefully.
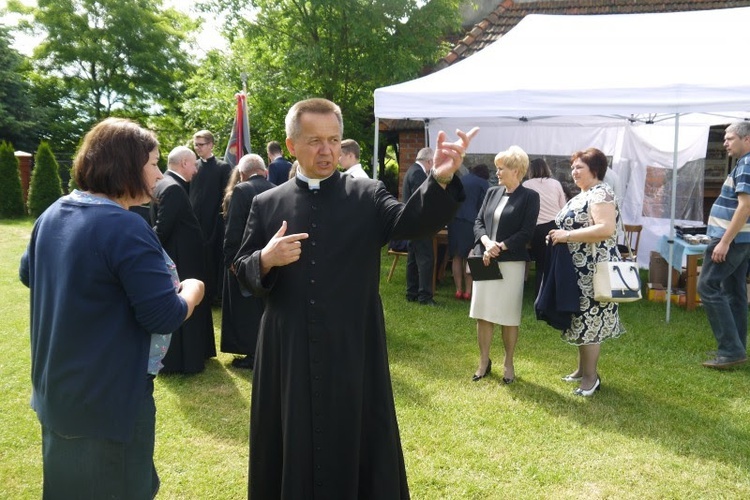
[27,141,63,218]
[68,166,78,192]
[0,141,26,218]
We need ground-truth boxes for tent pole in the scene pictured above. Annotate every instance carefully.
[372,118,380,180]
[665,114,681,323]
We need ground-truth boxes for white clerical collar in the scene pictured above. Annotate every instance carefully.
[296,169,333,190]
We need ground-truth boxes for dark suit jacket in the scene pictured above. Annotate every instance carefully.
[189,156,231,245]
[535,242,581,330]
[473,184,540,262]
[152,171,206,278]
[401,162,428,202]
[455,171,489,223]
[152,170,216,373]
[220,174,276,355]
[224,175,276,267]
[268,157,293,185]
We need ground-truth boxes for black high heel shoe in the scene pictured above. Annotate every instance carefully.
[573,377,601,397]
[472,359,492,381]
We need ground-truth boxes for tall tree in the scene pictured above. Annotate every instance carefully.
[15,0,198,129]
[0,26,39,152]
[190,0,461,160]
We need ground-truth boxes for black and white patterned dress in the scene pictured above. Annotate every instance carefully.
[555,183,625,345]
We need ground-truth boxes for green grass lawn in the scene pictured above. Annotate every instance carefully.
[2,218,749,499]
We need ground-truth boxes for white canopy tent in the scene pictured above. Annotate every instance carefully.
[375,7,750,118]
[373,6,750,320]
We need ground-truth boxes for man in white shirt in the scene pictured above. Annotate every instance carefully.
[340,139,369,178]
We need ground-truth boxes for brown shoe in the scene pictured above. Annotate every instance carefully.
[702,356,748,370]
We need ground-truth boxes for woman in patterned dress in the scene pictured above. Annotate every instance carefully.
[547,148,624,397]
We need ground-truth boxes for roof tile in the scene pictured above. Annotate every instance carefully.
[434,0,750,71]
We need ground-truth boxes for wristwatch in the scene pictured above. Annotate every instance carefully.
[431,169,454,184]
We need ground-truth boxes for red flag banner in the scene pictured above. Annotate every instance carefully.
[224,92,251,167]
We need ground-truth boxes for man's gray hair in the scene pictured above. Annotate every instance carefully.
[416,147,433,162]
[726,121,750,138]
[285,98,343,140]
[167,146,196,166]
[238,153,266,176]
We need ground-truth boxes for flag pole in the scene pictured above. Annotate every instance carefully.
[241,72,248,94]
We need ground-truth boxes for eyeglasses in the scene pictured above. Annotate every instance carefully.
[194,142,209,147]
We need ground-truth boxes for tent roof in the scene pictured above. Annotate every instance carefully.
[374,7,750,119]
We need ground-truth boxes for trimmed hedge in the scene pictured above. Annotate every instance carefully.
[27,141,63,218]
[0,141,25,218]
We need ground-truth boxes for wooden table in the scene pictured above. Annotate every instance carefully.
[658,235,707,311]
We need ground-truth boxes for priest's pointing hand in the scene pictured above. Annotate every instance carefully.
[259,220,309,276]
[430,127,480,187]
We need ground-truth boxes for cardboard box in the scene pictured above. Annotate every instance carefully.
[666,288,701,307]
[647,283,666,302]
[670,290,687,307]
[648,251,680,287]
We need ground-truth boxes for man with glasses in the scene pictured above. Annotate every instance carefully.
[191,130,232,304]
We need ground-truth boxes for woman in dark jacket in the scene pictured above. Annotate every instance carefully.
[470,146,540,384]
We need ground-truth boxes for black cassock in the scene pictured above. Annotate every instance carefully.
[235,171,464,499]
[189,156,232,300]
[152,172,216,374]
[220,175,276,356]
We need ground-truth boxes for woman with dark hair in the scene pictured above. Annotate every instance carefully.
[523,158,566,294]
[448,164,489,300]
[20,117,205,497]
[547,147,624,397]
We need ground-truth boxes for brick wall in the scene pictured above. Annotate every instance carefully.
[15,152,32,203]
[397,130,427,200]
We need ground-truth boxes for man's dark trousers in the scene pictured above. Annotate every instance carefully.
[406,238,433,303]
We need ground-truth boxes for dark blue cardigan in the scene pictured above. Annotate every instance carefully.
[20,196,187,442]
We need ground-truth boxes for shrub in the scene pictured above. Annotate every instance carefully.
[0,141,25,218]
[68,165,78,192]
[27,141,63,218]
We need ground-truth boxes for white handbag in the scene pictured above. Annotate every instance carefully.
[591,220,642,303]
[593,260,642,302]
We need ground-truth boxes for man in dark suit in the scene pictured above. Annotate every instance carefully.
[152,146,216,374]
[402,147,437,305]
[190,130,232,304]
[266,140,293,185]
[221,153,276,369]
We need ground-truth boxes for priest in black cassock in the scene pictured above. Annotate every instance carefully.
[151,146,216,374]
[220,153,276,369]
[234,98,479,499]
[190,130,233,303]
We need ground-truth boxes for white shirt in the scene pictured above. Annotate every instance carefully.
[344,163,369,179]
